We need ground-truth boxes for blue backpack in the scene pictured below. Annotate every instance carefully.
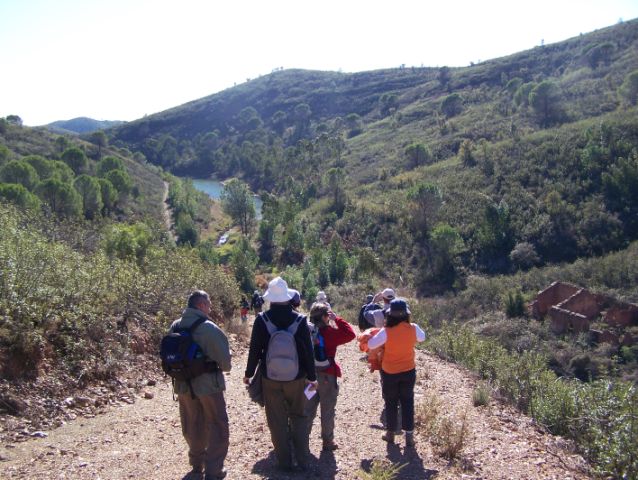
[160,318,218,389]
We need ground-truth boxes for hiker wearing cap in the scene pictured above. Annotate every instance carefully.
[304,302,356,452]
[169,290,231,480]
[289,289,301,311]
[243,277,317,472]
[373,287,396,310]
[368,298,426,447]
[316,290,331,309]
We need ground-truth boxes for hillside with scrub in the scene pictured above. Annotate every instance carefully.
[0,18,638,479]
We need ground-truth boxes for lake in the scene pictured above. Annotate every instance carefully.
[192,179,262,219]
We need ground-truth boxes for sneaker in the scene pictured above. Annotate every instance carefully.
[322,440,338,451]
[381,431,395,444]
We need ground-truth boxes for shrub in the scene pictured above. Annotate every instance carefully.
[504,290,526,318]
[358,459,405,480]
[0,203,239,381]
[0,184,40,210]
[472,383,490,406]
[428,324,638,476]
[434,413,469,460]
[0,160,39,190]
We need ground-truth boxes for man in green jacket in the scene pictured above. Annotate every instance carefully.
[170,290,231,480]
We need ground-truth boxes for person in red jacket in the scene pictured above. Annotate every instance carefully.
[303,302,356,451]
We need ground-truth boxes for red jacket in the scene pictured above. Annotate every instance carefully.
[319,316,356,377]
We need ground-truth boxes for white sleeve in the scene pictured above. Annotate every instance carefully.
[413,323,426,342]
[367,328,387,349]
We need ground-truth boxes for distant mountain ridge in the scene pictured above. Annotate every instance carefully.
[45,117,125,134]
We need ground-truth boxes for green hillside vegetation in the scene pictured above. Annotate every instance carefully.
[109,19,638,279]
[2,18,638,477]
[0,122,240,417]
[45,117,125,135]
[105,21,638,475]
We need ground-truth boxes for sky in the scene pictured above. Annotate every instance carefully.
[1,0,637,126]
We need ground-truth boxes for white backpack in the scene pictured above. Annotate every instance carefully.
[262,312,303,381]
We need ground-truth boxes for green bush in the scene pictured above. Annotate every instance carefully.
[0,203,239,381]
[504,290,526,318]
[427,324,638,477]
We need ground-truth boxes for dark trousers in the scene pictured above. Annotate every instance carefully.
[262,376,309,468]
[380,368,416,432]
[178,392,229,476]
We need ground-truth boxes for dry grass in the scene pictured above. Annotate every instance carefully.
[414,392,442,436]
[358,459,406,480]
[472,382,491,407]
[224,316,251,340]
[434,412,470,460]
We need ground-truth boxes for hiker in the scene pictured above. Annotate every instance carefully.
[240,295,249,323]
[169,290,231,480]
[316,290,331,308]
[358,308,386,371]
[243,277,317,472]
[357,294,374,332]
[304,302,356,451]
[250,289,264,315]
[372,287,395,311]
[290,288,302,311]
[368,298,426,447]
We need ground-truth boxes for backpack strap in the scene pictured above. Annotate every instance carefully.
[183,316,213,399]
[261,312,277,335]
[288,313,304,335]
[174,316,207,333]
[188,317,207,333]
[261,312,304,335]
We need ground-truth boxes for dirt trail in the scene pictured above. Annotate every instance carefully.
[162,181,176,242]
[0,327,590,479]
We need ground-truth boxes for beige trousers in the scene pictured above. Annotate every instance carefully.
[178,391,229,476]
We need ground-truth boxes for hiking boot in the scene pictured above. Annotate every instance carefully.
[322,440,338,451]
[381,431,395,444]
[204,469,227,480]
[183,467,204,480]
[405,432,415,447]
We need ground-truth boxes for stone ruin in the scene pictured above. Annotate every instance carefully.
[529,281,638,345]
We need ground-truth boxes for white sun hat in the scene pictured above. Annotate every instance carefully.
[263,276,295,303]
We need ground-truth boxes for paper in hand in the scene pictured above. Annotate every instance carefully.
[304,384,317,400]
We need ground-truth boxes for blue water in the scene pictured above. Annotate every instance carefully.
[191,179,262,220]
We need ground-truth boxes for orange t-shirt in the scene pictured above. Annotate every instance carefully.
[381,322,417,374]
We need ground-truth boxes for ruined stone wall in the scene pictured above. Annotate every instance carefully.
[605,304,638,328]
[531,282,580,318]
[549,307,590,334]
[559,290,601,320]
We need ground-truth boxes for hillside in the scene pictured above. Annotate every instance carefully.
[107,19,638,278]
[45,117,125,135]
